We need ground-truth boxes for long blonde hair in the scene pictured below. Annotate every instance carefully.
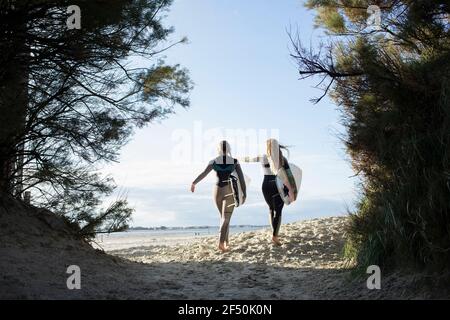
[266,139,289,173]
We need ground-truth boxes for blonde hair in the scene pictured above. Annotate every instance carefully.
[266,139,289,173]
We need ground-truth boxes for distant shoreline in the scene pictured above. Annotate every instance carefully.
[128,225,269,231]
[95,225,269,250]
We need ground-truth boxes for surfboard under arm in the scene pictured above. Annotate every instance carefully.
[276,163,302,205]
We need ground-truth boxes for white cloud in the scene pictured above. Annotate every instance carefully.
[166,193,212,201]
[132,209,178,227]
[101,160,214,188]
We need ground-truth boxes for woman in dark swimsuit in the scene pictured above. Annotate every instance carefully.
[243,139,293,246]
[191,140,246,252]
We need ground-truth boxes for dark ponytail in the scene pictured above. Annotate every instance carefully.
[279,145,290,167]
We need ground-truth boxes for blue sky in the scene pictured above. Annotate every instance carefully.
[102,0,360,227]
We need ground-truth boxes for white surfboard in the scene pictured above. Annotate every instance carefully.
[230,172,250,208]
[276,163,302,205]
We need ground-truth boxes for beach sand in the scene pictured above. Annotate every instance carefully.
[106,216,353,299]
[93,226,263,251]
[94,232,212,251]
[1,196,446,299]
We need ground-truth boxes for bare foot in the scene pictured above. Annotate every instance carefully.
[272,236,282,246]
[218,243,229,253]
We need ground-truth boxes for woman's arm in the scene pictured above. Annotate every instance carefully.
[191,163,213,192]
[240,156,263,163]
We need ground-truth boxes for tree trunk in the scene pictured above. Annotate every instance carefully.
[0,2,28,196]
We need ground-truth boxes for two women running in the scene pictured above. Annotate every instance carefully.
[191,138,294,252]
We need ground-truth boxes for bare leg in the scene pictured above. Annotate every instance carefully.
[214,186,224,251]
[215,185,234,252]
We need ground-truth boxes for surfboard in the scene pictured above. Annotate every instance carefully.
[230,172,250,207]
[212,157,250,208]
[276,163,302,205]
[230,172,250,208]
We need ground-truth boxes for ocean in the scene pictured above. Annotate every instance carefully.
[95,225,268,251]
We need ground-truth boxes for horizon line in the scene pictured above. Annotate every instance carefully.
[128,224,270,230]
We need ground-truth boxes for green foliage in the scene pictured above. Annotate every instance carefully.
[296,1,450,271]
[0,0,192,236]
[316,6,346,33]
[77,199,134,239]
[143,62,192,113]
[306,0,381,33]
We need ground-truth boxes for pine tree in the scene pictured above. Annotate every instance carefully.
[0,0,192,237]
[292,0,450,270]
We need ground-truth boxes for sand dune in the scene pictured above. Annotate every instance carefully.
[100,216,447,299]
[110,217,348,269]
[107,217,352,299]
[1,196,446,299]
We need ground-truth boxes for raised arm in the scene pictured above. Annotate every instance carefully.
[241,155,263,163]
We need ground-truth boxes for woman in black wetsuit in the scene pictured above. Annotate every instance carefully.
[191,140,246,252]
[242,139,294,246]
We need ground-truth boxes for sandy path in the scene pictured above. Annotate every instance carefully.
[107,217,361,299]
[105,216,443,299]
[1,198,442,299]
